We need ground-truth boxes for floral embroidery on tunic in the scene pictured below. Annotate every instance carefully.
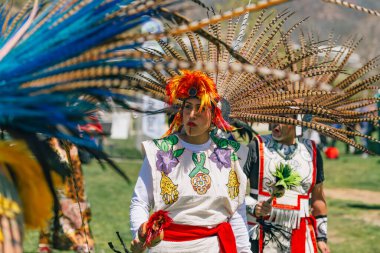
[209,148,231,169]
[226,168,239,199]
[189,153,211,195]
[156,150,178,174]
[160,172,179,205]
[153,135,184,204]
[210,131,241,199]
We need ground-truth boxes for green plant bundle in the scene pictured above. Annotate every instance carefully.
[272,163,302,190]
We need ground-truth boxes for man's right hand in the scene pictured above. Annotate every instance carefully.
[254,201,272,217]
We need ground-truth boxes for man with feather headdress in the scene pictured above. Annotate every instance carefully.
[244,117,329,253]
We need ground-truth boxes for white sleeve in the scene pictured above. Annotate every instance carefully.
[230,201,252,253]
[129,158,154,239]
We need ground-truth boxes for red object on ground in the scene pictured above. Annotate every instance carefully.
[325,147,339,159]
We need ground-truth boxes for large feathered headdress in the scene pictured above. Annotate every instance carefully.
[133,7,380,153]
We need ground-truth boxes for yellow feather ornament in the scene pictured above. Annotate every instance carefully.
[0,140,63,229]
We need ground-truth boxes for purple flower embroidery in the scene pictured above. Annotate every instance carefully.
[156,150,179,174]
[209,148,231,169]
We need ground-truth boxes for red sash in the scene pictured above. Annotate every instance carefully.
[163,222,237,253]
[290,217,318,253]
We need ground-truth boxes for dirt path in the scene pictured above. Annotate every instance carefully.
[326,188,380,236]
[325,188,380,205]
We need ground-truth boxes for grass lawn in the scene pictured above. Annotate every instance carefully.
[323,151,380,253]
[328,199,380,253]
[23,142,380,252]
[324,153,380,191]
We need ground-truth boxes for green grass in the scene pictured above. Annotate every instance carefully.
[23,142,380,252]
[85,160,141,252]
[327,199,380,253]
[321,141,380,252]
[324,154,380,191]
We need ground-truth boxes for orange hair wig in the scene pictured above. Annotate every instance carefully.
[164,70,234,136]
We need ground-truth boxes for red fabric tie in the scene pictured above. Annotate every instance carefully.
[291,217,317,253]
[163,222,237,253]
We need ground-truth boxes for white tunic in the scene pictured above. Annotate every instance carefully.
[130,135,252,253]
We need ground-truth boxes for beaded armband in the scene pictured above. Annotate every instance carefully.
[315,215,328,242]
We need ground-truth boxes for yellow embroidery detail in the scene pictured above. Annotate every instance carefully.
[226,169,240,199]
[160,172,179,205]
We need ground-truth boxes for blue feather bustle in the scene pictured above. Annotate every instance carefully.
[0,0,170,148]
